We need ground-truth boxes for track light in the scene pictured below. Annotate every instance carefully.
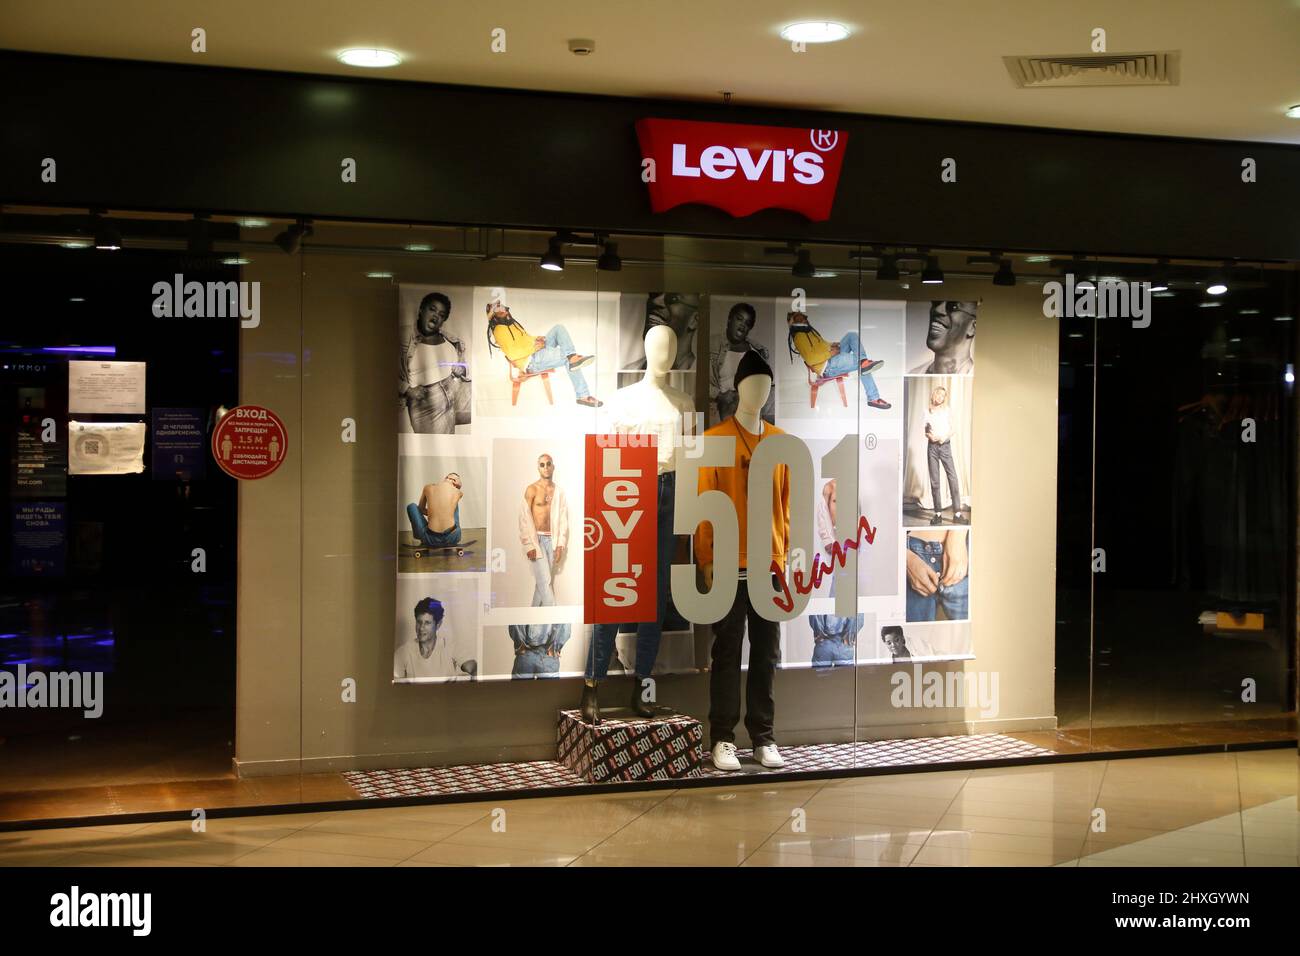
[540,235,565,272]
[992,258,1016,287]
[92,212,122,251]
[274,219,313,255]
[920,255,944,285]
[792,248,816,278]
[597,241,622,272]
[875,254,899,282]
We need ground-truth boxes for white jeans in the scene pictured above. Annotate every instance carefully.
[529,534,557,607]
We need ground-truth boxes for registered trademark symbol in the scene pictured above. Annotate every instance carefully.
[864,433,877,450]
[810,129,839,151]
[583,517,602,550]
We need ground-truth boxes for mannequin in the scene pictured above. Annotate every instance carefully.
[580,325,695,724]
[695,350,791,771]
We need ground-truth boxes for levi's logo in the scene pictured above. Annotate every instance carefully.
[636,118,847,221]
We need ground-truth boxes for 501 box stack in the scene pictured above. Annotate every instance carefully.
[557,709,706,783]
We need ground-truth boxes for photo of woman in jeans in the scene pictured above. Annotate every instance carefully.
[924,384,970,524]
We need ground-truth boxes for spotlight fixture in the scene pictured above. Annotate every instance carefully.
[92,212,122,251]
[597,241,622,272]
[920,255,944,285]
[779,21,850,43]
[1287,105,1300,120]
[337,48,401,68]
[875,254,899,282]
[274,219,313,255]
[792,248,816,278]
[992,258,1016,287]
[540,235,565,272]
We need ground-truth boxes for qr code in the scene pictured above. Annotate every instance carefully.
[84,439,101,455]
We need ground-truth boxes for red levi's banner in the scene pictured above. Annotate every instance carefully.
[584,435,658,624]
[635,118,848,222]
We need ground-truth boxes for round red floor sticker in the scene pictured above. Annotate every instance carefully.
[211,404,287,479]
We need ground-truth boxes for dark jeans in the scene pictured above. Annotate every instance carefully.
[407,502,461,546]
[709,576,781,747]
[927,439,961,512]
[588,471,675,679]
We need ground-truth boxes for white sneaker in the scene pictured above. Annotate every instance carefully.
[711,741,741,771]
[755,744,786,768]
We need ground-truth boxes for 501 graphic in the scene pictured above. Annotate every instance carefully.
[670,434,869,624]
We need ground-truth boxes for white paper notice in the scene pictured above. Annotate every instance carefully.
[68,421,146,475]
[68,361,147,414]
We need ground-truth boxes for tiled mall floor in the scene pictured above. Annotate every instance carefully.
[1,750,1296,867]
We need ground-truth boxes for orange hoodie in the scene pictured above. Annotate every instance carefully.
[694,417,791,570]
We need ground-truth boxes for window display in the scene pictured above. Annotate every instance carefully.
[384,258,993,779]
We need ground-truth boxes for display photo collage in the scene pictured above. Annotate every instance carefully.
[394,286,978,683]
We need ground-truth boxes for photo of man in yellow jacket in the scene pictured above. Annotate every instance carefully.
[786,311,891,410]
[486,297,603,407]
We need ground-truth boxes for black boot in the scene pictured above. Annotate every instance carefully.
[579,681,600,725]
[630,675,656,718]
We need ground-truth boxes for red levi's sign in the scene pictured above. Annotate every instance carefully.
[584,435,658,624]
[635,118,848,221]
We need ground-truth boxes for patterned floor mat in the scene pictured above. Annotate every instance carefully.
[343,734,1058,800]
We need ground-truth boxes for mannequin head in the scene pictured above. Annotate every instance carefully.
[643,325,677,377]
[736,373,772,415]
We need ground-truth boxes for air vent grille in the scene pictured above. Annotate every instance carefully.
[1004,51,1179,88]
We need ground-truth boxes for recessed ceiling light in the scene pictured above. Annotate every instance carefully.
[365,271,394,279]
[68,297,85,302]
[403,243,433,252]
[1274,315,1294,322]
[60,240,91,249]
[1024,255,1052,263]
[237,218,269,229]
[779,21,850,43]
[222,257,251,266]
[812,271,838,278]
[338,49,401,68]
[1287,105,1300,119]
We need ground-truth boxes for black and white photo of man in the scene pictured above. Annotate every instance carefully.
[710,301,775,425]
[909,300,977,374]
[624,292,700,371]
[399,290,471,432]
[394,596,477,681]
